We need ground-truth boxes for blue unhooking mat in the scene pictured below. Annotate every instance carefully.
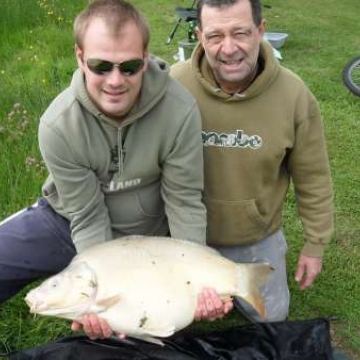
[5,318,335,360]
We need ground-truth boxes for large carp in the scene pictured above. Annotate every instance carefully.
[25,236,272,344]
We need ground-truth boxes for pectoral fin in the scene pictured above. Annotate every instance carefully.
[93,295,121,312]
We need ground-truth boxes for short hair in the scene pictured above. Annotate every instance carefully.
[196,0,263,29]
[74,0,150,50]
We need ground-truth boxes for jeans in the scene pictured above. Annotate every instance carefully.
[213,229,289,322]
[0,198,76,303]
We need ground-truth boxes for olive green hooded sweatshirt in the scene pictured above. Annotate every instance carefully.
[171,41,333,257]
[39,56,206,252]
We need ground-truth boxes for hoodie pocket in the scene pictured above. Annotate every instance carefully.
[106,182,166,234]
[205,198,269,243]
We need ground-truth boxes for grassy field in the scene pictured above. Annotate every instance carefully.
[1,0,360,358]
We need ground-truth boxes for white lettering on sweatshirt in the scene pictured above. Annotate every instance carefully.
[202,130,262,149]
[109,178,142,192]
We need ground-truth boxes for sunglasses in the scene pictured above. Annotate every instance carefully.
[86,58,145,76]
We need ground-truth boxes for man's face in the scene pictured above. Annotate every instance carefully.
[196,0,265,94]
[76,18,148,121]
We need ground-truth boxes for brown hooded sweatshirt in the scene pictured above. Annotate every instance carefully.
[171,41,333,257]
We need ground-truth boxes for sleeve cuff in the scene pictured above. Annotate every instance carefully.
[301,242,326,258]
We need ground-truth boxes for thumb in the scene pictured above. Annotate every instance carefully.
[71,321,82,331]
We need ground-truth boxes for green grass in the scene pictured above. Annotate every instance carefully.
[1,0,360,358]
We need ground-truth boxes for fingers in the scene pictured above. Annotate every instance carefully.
[294,263,305,285]
[295,255,322,290]
[223,298,234,314]
[74,314,113,340]
[195,288,233,321]
[298,267,321,290]
[72,314,124,340]
[98,317,113,338]
[298,273,316,290]
[195,290,208,321]
[71,321,82,332]
[204,288,223,319]
[194,304,203,322]
[209,289,229,319]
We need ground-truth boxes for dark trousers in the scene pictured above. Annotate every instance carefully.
[0,198,76,303]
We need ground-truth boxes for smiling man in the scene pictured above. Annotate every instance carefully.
[171,0,334,322]
[0,0,209,337]
[196,0,264,94]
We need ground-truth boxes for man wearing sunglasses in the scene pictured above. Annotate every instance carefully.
[0,0,225,339]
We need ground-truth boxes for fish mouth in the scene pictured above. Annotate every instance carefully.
[25,295,44,313]
[25,292,95,317]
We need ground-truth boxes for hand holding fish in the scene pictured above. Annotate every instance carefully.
[194,288,233,321]
[295,254,322,290]
[71,314,126,340]
[71,287,233,339]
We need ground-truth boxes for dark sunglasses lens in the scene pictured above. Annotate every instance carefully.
[86,58,144,76]
[119,59,144,76]
[87,59,113,74]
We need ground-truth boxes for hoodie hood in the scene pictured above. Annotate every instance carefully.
[190,40,280,101]
[72,55,170,127]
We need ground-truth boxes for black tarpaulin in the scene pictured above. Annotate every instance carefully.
[6,318,335,360]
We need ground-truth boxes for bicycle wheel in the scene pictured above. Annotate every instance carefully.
[343,55,360,96]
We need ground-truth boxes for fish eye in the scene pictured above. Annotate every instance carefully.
[51,279,58,288]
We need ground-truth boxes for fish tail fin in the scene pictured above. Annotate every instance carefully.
[234,263,274,320]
